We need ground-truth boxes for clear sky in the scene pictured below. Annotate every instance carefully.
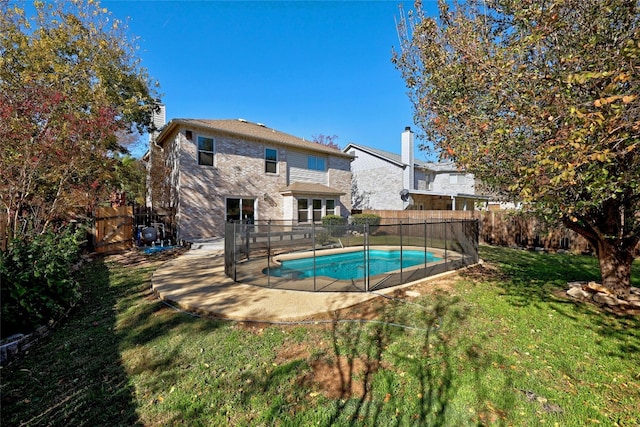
[102,1,440,159]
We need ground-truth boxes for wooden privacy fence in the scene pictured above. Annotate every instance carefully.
[0,206,175,255]
[364,210,596,254]
[92,205,177,253]
[94,206,134,254]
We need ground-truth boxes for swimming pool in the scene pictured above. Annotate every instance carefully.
[265,249,441,280]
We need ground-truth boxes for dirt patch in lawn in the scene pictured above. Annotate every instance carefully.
[301,355,383,400]
[275,342,312,365]
[274,341,379,400]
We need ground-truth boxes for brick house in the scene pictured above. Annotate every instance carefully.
[343,127,489,211]
[147,118,353,241]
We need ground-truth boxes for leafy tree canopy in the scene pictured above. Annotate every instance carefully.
[0,0,159,236]
[394,0,639,297]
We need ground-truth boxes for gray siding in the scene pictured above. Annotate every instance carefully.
[288,150,328,184]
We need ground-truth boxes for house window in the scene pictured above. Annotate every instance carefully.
[298,199,309,223]
[326,199,335,216]
[265,148,278,173]
[313,199,322,222]
[449,173,465,184]
[308,155,325,171]
[298,198,335,223]
[226,198,255,223]
[198,136,214,166]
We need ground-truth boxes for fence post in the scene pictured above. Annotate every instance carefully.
[243,221,250,260]
[312,222,316,292]
[474,219,480,263]
[233,221,237,282]
[267,220,271,289]
[365,220,370,292]
[400,221,403,283]
[424,221,428,274]
[444,220,448,268]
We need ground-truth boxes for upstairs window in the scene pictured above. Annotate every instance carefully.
[449,173,466,184]
[197,136,214,166]
[265,148,278,173]
[308,155,326,171]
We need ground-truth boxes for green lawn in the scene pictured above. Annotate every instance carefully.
[2,246,639,426]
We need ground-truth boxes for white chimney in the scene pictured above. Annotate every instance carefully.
[401,126,414,191]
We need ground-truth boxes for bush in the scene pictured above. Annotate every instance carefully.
[350,213,381,227]
[0,226,83,338]
[321,215,347,238]
[350,213,382,234]
[321,215,347,226]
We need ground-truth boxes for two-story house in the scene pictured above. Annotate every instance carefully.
[343,127,488,211]
[147,117,353,241]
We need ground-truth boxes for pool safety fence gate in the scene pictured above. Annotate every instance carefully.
[224,219,479,292]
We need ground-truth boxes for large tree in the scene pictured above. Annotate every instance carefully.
[394,0,639,298]
[0,0,159,237]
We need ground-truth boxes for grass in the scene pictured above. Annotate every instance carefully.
[1,246,639,426]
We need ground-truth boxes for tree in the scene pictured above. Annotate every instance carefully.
[312,134,341,150]
[111,154,147,206]
[393,0,639,298]
[0,0,159,238]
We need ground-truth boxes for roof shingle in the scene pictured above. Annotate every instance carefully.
[156,118,353,158]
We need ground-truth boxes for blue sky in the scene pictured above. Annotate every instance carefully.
[102,1,440,159]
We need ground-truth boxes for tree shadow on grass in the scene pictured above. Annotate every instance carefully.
[320,294,516,427]
[1,254,226,426]
[548,294,640,361]
[477,245,602,307]
[477,245,640,360]
[1,259,143,426]
[235,292,513,426]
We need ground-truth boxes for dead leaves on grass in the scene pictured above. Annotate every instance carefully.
[103,247,189,268]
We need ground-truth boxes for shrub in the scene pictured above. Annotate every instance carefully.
[350,213,381,226]
[350,213,381,227]
[0,226,84,338]
[321,215,347,226]
[321,215,347,238]
[351,213,382,234]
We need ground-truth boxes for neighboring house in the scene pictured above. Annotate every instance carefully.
[147,117,353,241]
[343,127,489,211]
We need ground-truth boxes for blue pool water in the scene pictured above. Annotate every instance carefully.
[265,249,440,280]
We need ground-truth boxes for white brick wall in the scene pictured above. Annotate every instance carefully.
[431,172,476,194]
[349,148,404,210]
[348,145,477,211]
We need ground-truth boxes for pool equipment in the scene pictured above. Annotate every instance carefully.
[138,222,167,246]
[141,226,157,244]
